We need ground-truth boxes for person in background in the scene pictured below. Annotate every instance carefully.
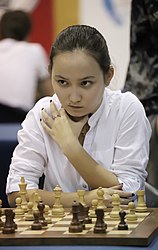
[6,25,151,208]
[0,10,53,123]
[123,0,158,192]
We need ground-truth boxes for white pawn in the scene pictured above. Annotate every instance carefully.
[77,190,86,206]
[97,187,106,210]
[126,202,137,222]
[14,197,25,217]
[89,199,98,218]
[25,202,34,221]
[44,205,52,224]
[52,185,65,217]
[110,192,121,219]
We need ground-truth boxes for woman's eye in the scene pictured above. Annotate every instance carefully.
[58,80,67,86]
[81,81,92,87]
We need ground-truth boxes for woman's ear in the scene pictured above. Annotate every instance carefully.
[105,66,114,87]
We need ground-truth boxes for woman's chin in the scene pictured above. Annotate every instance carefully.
[65,111,87,121]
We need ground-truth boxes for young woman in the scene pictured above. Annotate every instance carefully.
[6,25,151,207]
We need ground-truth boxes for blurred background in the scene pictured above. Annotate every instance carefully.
[0,0,132,90]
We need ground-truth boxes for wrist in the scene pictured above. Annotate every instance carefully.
[60,136,80,155]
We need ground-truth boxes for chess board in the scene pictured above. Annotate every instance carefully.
[0,208,158,247]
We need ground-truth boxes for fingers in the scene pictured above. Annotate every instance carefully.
[41,108,53,128]
[111,184,123,190]
[50,101,60,119]
[59,108,66,117]
[120,198,132,205]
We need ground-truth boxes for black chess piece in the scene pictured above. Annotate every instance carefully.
[69,201,83,233]
[37,200,48,228]
[31,210,42,230]
[84,205,92,224]
[93,208,107,234]
[118,210,128,230]
[2,209,15,234]
[12,211,17,230]
[78,203,86,230]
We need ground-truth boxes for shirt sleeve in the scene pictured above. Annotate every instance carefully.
[111,93,151,192]
[6,99,48,194]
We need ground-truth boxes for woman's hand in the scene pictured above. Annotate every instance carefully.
[41,101,88,149]
[103,184,134,207]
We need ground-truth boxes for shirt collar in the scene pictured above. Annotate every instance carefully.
[53,88,112,128]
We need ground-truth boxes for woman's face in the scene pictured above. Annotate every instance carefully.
[51,50,108,119]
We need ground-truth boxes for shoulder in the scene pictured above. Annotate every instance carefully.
[106,88,146,117]
[27,94,61,116]
[19,42,47,56]
[21,95,61,128]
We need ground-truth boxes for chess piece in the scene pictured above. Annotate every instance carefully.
[118,210,128,230]
[18,176,28,212]
[14,197,25,216]
[69,201,83,233]
[31,210,42,230]
[30,192,40,212]
[12,211,17,230]
[135,190,148,212]
[84,205,92,224]
[126,202,137,222]
[97,187,106,210]
[89,199,98,218]
[2,209,15,234]
[25,202,34,221]
[44,205,52,224]
[37,200,48,228]
[0,199,2,209]
[52,185,65,217]
[77,190,86,206]
[0,208,4,229]
[110,192,121,219]
[93,208,107,233]
[78,203,86,229]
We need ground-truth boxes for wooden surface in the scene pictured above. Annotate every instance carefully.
[0,208,158,246]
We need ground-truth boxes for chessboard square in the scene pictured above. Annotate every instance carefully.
[47,226,68,231]
[106,220,119,226]
[16,227,28,232]
[64,214,72,219]
[20,230,45,235]
[51,218,62,222]
[106,226,115,232]
[85,224,93,229]
[136,212,150,218]
[88,227,94,231]
[17,221,33,226]
[64,230,89,235]
[128,224,138,229]
[92,218,96,223]
[107,230,132,235]
[55,220,70,225]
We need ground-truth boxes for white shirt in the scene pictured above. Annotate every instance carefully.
[6,88,151,194]
[0,38,49,111]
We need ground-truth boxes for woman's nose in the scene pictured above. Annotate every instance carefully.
[69,90,81,103]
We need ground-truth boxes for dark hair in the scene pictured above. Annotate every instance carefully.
[49,25,111,74]
[0,10,32,41]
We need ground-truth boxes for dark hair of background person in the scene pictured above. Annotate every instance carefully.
[49,25,111,75]
[0,10,32,41]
